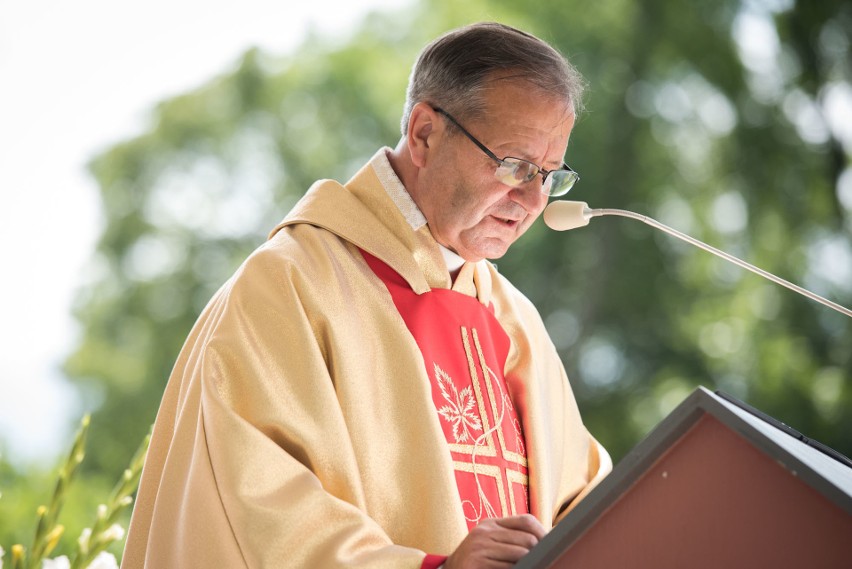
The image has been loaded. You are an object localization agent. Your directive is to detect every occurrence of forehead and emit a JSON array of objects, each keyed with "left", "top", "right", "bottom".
[{"left": 478, "top": 80, "right": 575, "bottom": 161}]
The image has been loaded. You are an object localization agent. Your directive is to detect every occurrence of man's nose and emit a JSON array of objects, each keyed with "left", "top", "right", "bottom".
[{"left": 509, "top": 177, "right": 548, "bottom": 211}]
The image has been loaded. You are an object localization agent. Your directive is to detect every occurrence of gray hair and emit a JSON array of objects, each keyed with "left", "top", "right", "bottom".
[{"left": 401, "top": 22, "right": 585, "bottom": 135}]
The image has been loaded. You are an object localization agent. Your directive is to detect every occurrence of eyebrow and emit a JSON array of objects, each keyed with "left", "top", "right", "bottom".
[{"left": 509, "top": 149, "right": 565, "bottom": 171}]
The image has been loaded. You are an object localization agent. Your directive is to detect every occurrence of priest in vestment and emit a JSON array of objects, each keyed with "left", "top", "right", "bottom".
[{"left": 122, "top": 22, "right": 612, "bottom": 569}]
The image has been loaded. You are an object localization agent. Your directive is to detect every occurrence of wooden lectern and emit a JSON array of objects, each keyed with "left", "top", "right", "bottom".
[{"left": 516, "top": 387, "right": 852, "bottom": 569}]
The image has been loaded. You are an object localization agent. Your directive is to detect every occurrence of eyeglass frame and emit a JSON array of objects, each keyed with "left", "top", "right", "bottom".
[{"left": 432, "top": 106, "right": 579, "bottom": 197}]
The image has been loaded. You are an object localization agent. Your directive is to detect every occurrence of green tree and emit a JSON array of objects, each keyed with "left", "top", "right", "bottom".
[{"left": 63, "top": 0, "right": 851, "bottom": 482}]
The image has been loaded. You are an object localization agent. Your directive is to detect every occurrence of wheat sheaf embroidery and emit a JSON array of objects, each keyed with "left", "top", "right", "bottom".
[{"left": 434, "top": 363, "right": 482, "bottom": 443}]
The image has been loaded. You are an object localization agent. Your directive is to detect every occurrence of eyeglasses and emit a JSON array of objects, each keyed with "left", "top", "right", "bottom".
[{"left": 433, "top": 107, "right": 579, "bottom": 197}]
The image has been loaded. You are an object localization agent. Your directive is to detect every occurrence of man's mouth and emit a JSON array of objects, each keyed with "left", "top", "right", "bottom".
[{"left": 495, "top": 215, "right": 522, "bottom": 227}]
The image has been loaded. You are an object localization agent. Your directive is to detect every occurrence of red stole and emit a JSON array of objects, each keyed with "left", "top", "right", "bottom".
[{"left": 363, "top": 251, "right": 529, "bottom": 529}]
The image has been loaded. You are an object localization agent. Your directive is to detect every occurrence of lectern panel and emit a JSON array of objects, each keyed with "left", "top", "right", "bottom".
[{"left": 547, "top": 413, "right": 852, "bottom": 569}]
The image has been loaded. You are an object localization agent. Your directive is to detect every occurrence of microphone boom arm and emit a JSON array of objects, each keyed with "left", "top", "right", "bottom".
[{"left": 582, "top": 205, "right": 852, "bottom": 318}]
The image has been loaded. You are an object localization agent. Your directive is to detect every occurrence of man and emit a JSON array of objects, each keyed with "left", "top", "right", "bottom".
[{"left": 122, "top": 22, "right": 611, "bottom": 569}]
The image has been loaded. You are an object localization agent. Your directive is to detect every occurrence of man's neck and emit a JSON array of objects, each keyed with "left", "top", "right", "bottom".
[{"left": 384, "top": 144, "right": 468, "bottom": 280}]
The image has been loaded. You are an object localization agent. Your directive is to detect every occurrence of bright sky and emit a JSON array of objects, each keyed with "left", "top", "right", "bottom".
[{"left": 0, "top": 0, "right": 410, "bottom": 465}]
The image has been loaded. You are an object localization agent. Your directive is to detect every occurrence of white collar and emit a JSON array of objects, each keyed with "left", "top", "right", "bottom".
[
  {"left": 439, "top": 245, "right": 466, "bottom": 273},
  {"left": 369, "top": 147, "right": 427, "bottom": 230}
]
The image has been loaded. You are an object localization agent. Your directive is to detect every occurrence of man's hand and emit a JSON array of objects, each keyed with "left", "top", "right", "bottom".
[{"left": 444, "top": 514, "right": 546, "bottom": 569}]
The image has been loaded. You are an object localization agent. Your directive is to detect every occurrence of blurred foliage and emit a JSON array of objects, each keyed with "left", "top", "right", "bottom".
[
  {"left": 0, "top": 416, "right": 141, "bottom": 564},
  {"left": 26, "top": 0, "right": 850, "bottom": 514}
]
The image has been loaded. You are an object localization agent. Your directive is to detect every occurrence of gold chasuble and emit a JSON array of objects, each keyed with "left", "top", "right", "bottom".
[{"left": 122, "top": 150, "right": 611, "bottom": 569}]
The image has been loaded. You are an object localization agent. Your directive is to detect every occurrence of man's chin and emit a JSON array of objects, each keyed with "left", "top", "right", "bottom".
[{"left": 461, "top": 239, "right": 514, "bottom": 262}]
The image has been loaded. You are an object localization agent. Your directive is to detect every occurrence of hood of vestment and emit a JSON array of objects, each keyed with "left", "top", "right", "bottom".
[{"left": 268, "top": 159, "right": 494, "bottom": 304}]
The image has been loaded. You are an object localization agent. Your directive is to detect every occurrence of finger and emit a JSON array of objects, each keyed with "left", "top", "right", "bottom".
[
  {"left": 482, "top": 541, "right": 537, "bottom": 564},
  {"left": 445, "top": 519, "right": 542, "bottom": 569},
  {"left": 465, "top": 525, "right": 541, "bottom": 556},
  {"left": 487, "top": 527, "right": 539, "bottom": 550},
  {"left": 493, "top": 514, "right": 547, "bottom": 540}
]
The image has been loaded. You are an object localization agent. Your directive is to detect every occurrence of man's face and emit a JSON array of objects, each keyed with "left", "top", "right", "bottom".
[{"left": 418, "top": 82, "right": 575, "bottom": 262}]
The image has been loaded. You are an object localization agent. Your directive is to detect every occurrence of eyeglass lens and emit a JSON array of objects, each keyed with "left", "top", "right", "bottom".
[{"left": 495, "top": 159, "right": 577, "bottom": 196}]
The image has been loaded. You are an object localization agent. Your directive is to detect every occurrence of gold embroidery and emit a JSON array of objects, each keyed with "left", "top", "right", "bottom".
[
  {"left": 506, "top": 469, "right": 530, "bottom": 515},
  {"left": 432, "top": 326, "right": 529, "bottom": 524},
  {"left": 462, "top": 327, "right": 496, "bottom": 442},
  {"left": 453, "top": 462, "right": 507, "bottom": 523},
  {"left": 473, "top": 328, "right": 527, "bottom": 467},
  {"left": 445, "top": 328, "right": 497, "bottom": 457},
  {"left": 434, "top": 362, "right": 482, "bottom": 443}
]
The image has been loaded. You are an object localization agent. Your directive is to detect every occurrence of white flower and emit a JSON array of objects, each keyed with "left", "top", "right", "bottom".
[
  {"left": 102, "top": 524, "right": 125, "bottom": 542},
  {"left": 86, "top": 552, "right": 119, "bottom": 569},
  {"left": 78, "top": 527, "right": 92, "bottom": 552},
  {"left": 42, "top": 556, "right": 71, "bottom": 569},
  {"left": 1, "top": 544, "right": 5, "bottom": 569}
]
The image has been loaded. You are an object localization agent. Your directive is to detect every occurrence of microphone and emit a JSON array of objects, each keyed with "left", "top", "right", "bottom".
[{"left": 543, "top": 200, "right": 852, "bottom": 318}]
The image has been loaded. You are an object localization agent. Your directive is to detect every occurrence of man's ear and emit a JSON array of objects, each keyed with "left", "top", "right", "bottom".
[{"left": 407, "top": 103, "right": 441, "bottom": 168}]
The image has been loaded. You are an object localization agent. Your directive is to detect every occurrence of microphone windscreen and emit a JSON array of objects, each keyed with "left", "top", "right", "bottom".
[{"left": 543, "top": 201, "right": 590, "bottom": 231}]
